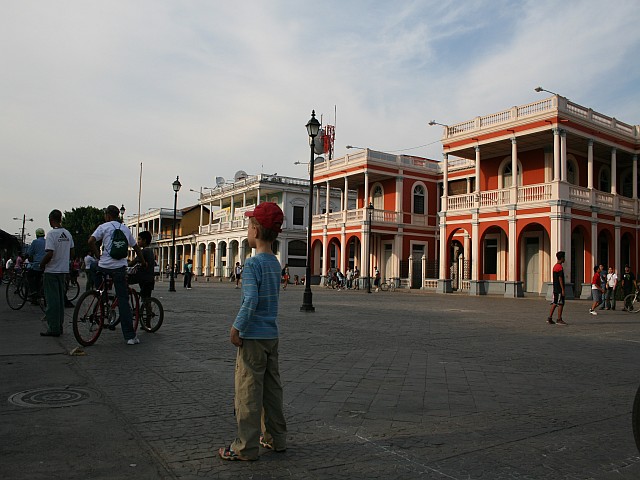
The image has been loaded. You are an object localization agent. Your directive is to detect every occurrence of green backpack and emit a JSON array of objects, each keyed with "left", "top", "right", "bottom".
[{"left": 109, "top": 224, "right": 129, "bottom": 259}]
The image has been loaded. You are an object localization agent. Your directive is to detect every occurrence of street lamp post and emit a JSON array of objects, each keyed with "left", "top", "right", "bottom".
[
  {"left": 301, "top": 110, "right": 321, "bottom": 313},
  {"left": 13, "top": 214, "right": 33, "bottom": 250},
  {"left": 367, "top": 202, "right": 374, "bottom": 294},
  {"left": 169, "top": 176, "right": 182, "bottom": 292},
  {"left": 120, "top": 204, "right": 126, "bottom": 221}
]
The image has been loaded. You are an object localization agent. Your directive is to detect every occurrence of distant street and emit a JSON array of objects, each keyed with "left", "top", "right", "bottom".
[{"left": 2, "top": 278, "right": 640, "bottom": 479}]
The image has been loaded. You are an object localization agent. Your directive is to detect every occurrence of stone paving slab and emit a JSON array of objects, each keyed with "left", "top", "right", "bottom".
[{"left": 3, "top": 280, "right": 640, "bottom": 479}]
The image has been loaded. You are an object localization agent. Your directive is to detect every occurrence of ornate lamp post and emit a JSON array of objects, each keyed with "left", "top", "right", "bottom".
[
  {"left": 120, "top": 204, "right": 126, "bottom": 221},
  {"left": 169, "top": 176, "right": 181, "bottom": 292},
  {"left": 367, "top": 202, "right": 374, "bottom": 294},
  {"left": 300, "top": 110, "right": 321, "bottom": 312}
]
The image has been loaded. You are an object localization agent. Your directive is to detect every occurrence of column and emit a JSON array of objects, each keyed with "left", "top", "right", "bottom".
[
  {"left": 199, "top": 205, "right": 203, "bottom": 232},
  {"left": 611, "top": 148, "right": 617, "bottom": 195},
  {"left": 511, "top": 137, "right": 518, "bottom": 202},
  {"left": 560, "top": 130, "right": 567, "bottom": 182},
  {"left": 325, "top": 180, "right": 330, "bottom": 218},
  {"left": 633, "top": 155, "right": 638, "bottom": 199},
  {"left": 395, "top": 175, "right": 403, "bottom": 219},
  {"left": 322, "top": 232, "right": 329, "bottom": 278},
  {"left": 315, "top": 185, "right": 320, "bottom": 215},
  {"left": 364, "top": 171, "right": 369, "bottom": 207},
  {"left": 587, "top": 139, "right": 594, "bottom": 189},
  {"left": 340, "top": 230, "right": 347, "bottom": 273},
  {"left": 475, "top": 146, "right": 481, "bottom": 193},
  {"left": 615, "top": 224, "right": 621, "bottom": 274},
  {"left": 257, "top": 188, "right": 261, "bottom": 205},
  {"left": 195, "top": 243, "right": 202, "bottom": 275},
  {"left": 437, "top": 212, "right": 451, "bottom": 293},
  {"left": 553, "top": 128, "right": 561, "bottom": 181},
  {"left": 343, "top": 176, "right": 349, "bottom": 211},
  {"left": 205, "top": 243, "right": 211, "bottom": 276},
  {"left": 442, "top": 154, "right": 449, "bottom": 204},
  {"left": 215, "top": 243, "right": 222, "bottom": 277}
]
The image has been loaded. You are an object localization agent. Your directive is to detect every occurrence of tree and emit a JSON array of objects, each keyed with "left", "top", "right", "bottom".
[{"left": 62, "top": 206, "right": 104, "bottom": 257}]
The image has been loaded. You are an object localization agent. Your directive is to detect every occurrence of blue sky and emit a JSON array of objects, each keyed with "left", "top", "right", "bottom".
[{"left": 2, "top": 0, "right": 640, "bottom": 244}]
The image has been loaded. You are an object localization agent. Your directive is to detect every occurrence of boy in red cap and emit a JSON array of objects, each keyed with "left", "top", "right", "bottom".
[{"left": 219, "top": 202, "right": 287, "bottom": 461}]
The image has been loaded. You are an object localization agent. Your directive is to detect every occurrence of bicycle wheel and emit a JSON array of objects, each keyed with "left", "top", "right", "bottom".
[
  {"left": 140, "top": 297, "right": 164, "bottom": 332},
  {"left": 624, "top": 294, "right": 640, "bottom": 313},
  {"left": 66, "top": 279, "right": 80, "bottom": 301},
  {"left": 129, "top": 288, "right": 140, "bottom": 332},
  {"left": 73, "top": 291, "right": 104, "bottom": 346},
  {"left": 379, "top": 282, "right": 389, "bottom": 292},
  {"left": 633, "top": 384, "right": 640, "bottom": 453},
  {"left": 6, "top": 277, "right": 27, "bottom": 310}
]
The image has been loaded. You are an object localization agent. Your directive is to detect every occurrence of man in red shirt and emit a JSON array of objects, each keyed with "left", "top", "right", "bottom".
[
  {"left": 589, "top": 265, "right": 604, "bottom": 315},
  {"left": 548, "top": 251, "right": 567, "bottom": 325}
]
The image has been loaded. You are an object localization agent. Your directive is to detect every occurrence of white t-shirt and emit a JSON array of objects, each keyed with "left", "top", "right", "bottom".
[
  {"left": 91, "top": 221, "right": 136, "bottom": 269},
  {"left": 607, "top": 273, "right": 618, "bottom": 288},
  {"left": 44, "top": 227, "right": 74, "bottom": 273}
]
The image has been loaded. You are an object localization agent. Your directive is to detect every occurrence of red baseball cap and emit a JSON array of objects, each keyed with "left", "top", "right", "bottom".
[{"left": 245, "top": 202, "right": 284, "bottom": 232}]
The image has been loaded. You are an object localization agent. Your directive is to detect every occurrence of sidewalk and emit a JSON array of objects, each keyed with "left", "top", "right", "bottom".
[{"left": 2, "top": 281, "right": 640, "bottom": 479}]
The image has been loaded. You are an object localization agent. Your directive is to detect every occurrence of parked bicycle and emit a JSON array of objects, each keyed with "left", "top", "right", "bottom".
[
  {"left": 72, "top": 273, "right": 163, "bottom": 346},
  {"left": 379, "top": 278, "right": 397, "bottom": 292},
  {"left": 6, "top": 270, "right": 46, "bottom": 312},
  {"left": 623, "top": 289, "right": 640, "bottom": 312}
]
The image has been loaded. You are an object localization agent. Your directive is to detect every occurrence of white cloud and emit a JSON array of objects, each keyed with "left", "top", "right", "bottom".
[{"left": 1, "top": 0, "right": 639, "bottom": 243}]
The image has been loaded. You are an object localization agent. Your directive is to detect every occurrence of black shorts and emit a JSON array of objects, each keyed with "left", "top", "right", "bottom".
[{"left": 551, "top": 293, "right": 565, "bottom": 306}]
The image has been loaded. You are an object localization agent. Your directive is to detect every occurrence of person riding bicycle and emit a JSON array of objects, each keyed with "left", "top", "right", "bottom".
[
  {"left": 88, "top": 205, "right": 146, "bottom": 345},
  {"left": 26, "top": 227, "right": 47, "bottom": 303},
  {"left": 128, "top": 231, "right": 155, "bottom": 303}
]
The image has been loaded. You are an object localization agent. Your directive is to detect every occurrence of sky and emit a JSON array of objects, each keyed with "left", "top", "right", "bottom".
[{"left": 2, "top": 0, "right": 640, "bottom": 246}]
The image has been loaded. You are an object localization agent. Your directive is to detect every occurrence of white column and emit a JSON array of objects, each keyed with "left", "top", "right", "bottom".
[
  {"left": 325, "top": 181, "right": 330, "bottom": 217},
  {"left": 587, "top": 139, "right": 594, "bottom": 189},
  {"left": 215, "top": 244, "right": 222, "bottom": 277},
  {"left": 508, "top": 215, "right": 516, "bottom": 281},
  {"left": 195, "top": 243, "right": 202, "bottom": 275},
  {"left": 340, "top": 230, "right": 347, "bottom": 273},
  {"left": 560, "top": 130, "right": 567, "bottom": 182},
  {"left": 205, "top": 243, "right": 211, "bottom": 276},
  {"left": 553, "top": 128, "right": 561, "bottom": 181},
  {"left": 364, "top": 171, "right": 369, "bottom": 206},
  {"left": 633, "top": 155, "right": 638, "bottom": 199},
  {"left": 322, "top": 233, "right": 329, "bottom": 277},
  {"left": 396, "top": 176, "right": 403, "bottom": 216},
  {"left": 230, "top": 194, "right": 235, "bottom": 219},
  {"left": 611, "top": 148, "right": 617, "bottom": 195},
  {"left": 471, "top": 218, "right": 479, "bottom": 281},
  {"left": 475, "top": 146, "right": 481, "bottom": 193},
  {"left": 199, "top": 205, "right": 203, "bottom": 232},
  {"left": 438, "top": 213, "right": 447, "bottom": 279},
  {"left": 257, "top": 188, "right": 261, "bottom": 205},
  {"left": 442, "top": 154, "right": 449, "bottom": 201},
  {"left": 343, "top": 177, "right": 349, "bottom": 211},
  {"left": 615, "top": 225, "right": 621, "bottom": 273},
  {"left": 511, "top": 137, "right": 518, "bottom": 199},
  {"left": 315, "top": 185, "right": 320, "bottom": 215}
]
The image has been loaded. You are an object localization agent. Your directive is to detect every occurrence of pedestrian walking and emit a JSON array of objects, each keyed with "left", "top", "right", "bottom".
[
  {"left": 183, "top": 259, "right": 193, "bottom": 289},
  {"left": 234, "top": 262, "right": 243, "bottom": 289},
  {"left": 622, "top": 265, "right": 637, "bottom": 311},
  {"left": 39, "top": 210, "right": 74, "bottom": 337},
  {"left": 589, "top": 265, "right": 604, "bottom": 315},
  {"left": 605, "top": 267, "right": 618, "bottom": 310},
  {"left": 219, "top": 202, "right": 287, "bottom": 461},
  {"left": 548, "top": 251, "right": 567, "bottom": 325}
]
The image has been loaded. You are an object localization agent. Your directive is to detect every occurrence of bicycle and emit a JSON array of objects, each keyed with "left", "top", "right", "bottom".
[
  {"left": 72, "top": 274, "right": 164, "bottom": 346},
  {"left": 623, "top": 289, "right": 640, "bottom": 312},
  {"left": 65, "top": 271, "right": 81, "bottom": 302},
  {"left": 379, "top": 278, "right": 397, "bottom": 292},
  {"left": 6, "top": 269, "right": 46, "bottom": 312},
  {"left": 72, "top": 274, "right": 141, "bottom": 346}
]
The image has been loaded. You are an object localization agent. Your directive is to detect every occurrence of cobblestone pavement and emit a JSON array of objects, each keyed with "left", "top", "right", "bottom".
[{"left": 3, "top": 278, "right": 640, "bottom": 479}]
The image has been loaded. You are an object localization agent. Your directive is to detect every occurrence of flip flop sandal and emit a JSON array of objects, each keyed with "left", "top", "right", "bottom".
[
  {"left": 259, "top": 435, "right": 273, "bottom": 450},
  {"left": 218, "top": 445, "right": 254, "bottom": 461}
]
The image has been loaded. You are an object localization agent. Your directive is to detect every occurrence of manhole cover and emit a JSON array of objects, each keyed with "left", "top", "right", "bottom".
[{"left": 8, "top": 386, "right": 97, "bottom": 408}]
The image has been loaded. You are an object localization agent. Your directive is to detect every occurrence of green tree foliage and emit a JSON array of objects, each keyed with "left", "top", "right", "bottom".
[{"left": 62, "top": 206, "right": 104, "bottom": 257}]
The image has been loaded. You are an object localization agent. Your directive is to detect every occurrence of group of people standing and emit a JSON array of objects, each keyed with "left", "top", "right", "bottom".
[{"left": 548, "top": 250, "right": 638, "bottom": 325}]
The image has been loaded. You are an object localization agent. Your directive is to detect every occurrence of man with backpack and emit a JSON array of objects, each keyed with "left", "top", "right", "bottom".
[{"left": 88, "top": 205, "right": 146, "bottom": 345}]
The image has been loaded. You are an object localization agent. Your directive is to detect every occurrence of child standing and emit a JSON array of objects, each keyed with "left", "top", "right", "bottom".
[{"left": 219, "top": 202, "right": 287, "bottom": 461}]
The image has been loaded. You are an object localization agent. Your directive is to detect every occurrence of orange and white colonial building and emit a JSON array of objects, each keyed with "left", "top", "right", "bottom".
[{"left": 310, "top": 94, "right": 640, "bottom": 298}]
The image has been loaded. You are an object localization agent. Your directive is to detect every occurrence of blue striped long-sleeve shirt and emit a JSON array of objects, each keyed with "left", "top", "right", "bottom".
[{"left": 233, "top": 253, "right": 281, "bottom": 339}]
